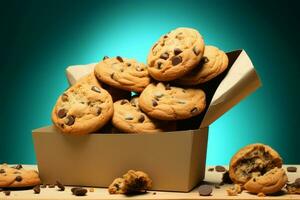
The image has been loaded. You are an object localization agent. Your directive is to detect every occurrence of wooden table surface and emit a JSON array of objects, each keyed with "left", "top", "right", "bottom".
[{"left": 0, "top": 165, "right": 299, "bottom": 200}]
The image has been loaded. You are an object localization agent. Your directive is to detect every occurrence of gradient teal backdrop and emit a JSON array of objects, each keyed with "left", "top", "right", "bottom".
[{"left": 1, "top": 0, "right": 299, "bottom": 164}]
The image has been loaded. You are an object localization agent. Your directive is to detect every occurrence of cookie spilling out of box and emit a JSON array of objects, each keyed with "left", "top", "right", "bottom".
[{"left": 32, "top": 27, "right": 261, "bottom": 192}]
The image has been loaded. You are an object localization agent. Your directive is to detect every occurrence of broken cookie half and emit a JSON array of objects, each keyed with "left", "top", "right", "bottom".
[
  {"left": 108, "top": 170, "right": 152, "bottom": 194},
  {"left": 229, "top": 143, "right": 283, "bottom": 185}
]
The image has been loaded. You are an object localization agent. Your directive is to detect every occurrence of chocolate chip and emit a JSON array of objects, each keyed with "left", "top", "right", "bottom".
[
  {"left": 120, "top": 100, "right": 128, "bottom": 105},
  {"left": 48, "top": 184, "right": 55, "bottom": 188},
  {"left": 15, "top": 175, "right": 22, "bottom": 182},
  {"left": 191, "top": 107, "right": 198, "bottom": 114},
  {"left": 152, "top": 100, "right": 158, "bottom": 107},
  {"left": 202, "top": 56, "right": 209, "bottom": 63},
  {"left": 208, "top": 168, "right": 214, "bottom": 172},
  {"left": 57, "top": 109, "right": 67, "bottom": 118},
  {"left": 96, "top": 107, "right": 102, "bottom": 116},
  {"left": 33, "top": 185, "right": 40, "bottom": 194},
  {"left": 193, "top": 46, "right": 200, "bottom": 55},
  {"left": 174, "top": 48, "right": 182, "bottom": 55},
  {"left": 160, "top": 52, "right": 169, "bottom": 60},
  {"left": 15, "top": 164, "right": 22, "bottom": 170},
  {"left": 56, "top": 181, "right": 65, "bottom": 191},
  {"left": 0, "top": 169, "right": 5, "bottom": 173},
  {"left": 4, "top": 190, "right": 10, "bottom": 196},
  {"left": 165, "top": 83, "right": 171, "bottom": 90},
  {"left": 287, "top": 166, "right": 297, "bottom": 172},
  {"left": 138, "top": 115, "right": 145, "bottom": 123},
  {"left": 215, "top": 165, "right": 226, "bottom": 172},
  {"left": 71, "top": 187, "right": 87, "bottom": 196},
  {"left": 171, "top": 56, "right": 182, "bottom": 66},
  {"left": 124, "top": 114, "right": 134, "bottom": 120},
  {"left": 153, "top": 192, "right": 157, "bottom": 195},
  {"left": 136, "top": 66, "right": 144, "bottom": 71},
  {"left": 65, "top": 115, "right": 75, "bottom": 126},
  {"left": 61, "top": 93, "right": 68, "bottom": 102},
  {"left": 198, "top": 184, "right": 212, "bottom": 196},
  {"left": 110, "top": 73, "right": 115, "bottom": 80},
  {"left": 126, "top": 63, "right": 131, "bottom": 66},
  {"left": 177, "top": 100, "right": 186, "bottom": 104},
  {"left": 103, "top": 56, "right": 109, "bottom": 60},
  {"left": 116, "top": 56, "right": 123, "bottom": 62},
  {"left": 157, "top": 62, "right": 162, "bottom": 69},
  {"left": 215, "top": 184, "right": 221, "bottom": 189},
  {"left": 91, "top": 86, "right": 101, "bottom": 93},
  {"left": 163, "top": 35, "right": 168, "bottom": 38}
]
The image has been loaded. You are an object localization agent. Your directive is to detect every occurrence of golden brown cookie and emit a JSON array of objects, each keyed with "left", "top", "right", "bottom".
[
  {"left": 244, "top": 167, "right": 287, "bottom": 194},
  {"left": 108, "top": 178, "right": 126, "bottom": 194},
  {"left": 0, "top": 164, "right": 41, "bottom": 188},
  {"left": 94, "top": 56, "right": 151, "bottom": 92},
  {"left": 52, "top": 73, "right": 113, "bottom": 135},
  {"left": 138, "top": 82, "right": 206, "bottom": 120},
  {"left": 147, "top": 27, "right": 205, "bottom": 81},
  {"left": 229, "top": 143, "right": 283, "bottom": 185},
  {"left": 112, "top": 98, "right": 176, "bottom": 133},
  {"left": 177, "top": 45, "right": 229, "bottom": 85}
]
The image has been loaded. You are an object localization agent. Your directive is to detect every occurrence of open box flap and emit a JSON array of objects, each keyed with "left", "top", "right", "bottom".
[
  {"left": 200, "top": 50, "right": 262, "bottom": 128},
  {"left": 65, "top": 50, "right": 262, "bottom": 129}
]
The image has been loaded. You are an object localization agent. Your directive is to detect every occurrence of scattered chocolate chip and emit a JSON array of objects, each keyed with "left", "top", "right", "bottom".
[
  {"left": 0, "top": 169, "right": 5, "bottom": 173},
  {"left": 57, "top": 108, "right": 67, "bottom": 118},
  {"left": 191, "top": 107, "right": 198, "bottom": 114},
  {"left": 96, "top": 107, "right": 102, "bottom": 116},
  {"left": 160, "top": 52, "right": 169, "bottom": 60},
  {"left": 116, "top": 56, "right": 123, "bottom": 62},
  {"left": 3, "top": 190, "right": 11, "bottom": 196},
  {"left": 15, "top": 175, "right": 22, "bottom": 182},
  {"left": 138, "top": 115, "right": 145, "bottom": 123},
  {"left": 91, "top": 86, "right": 101, "bottom": 93},
  {"left": 56, "top": 181, "right": 65, "bottom": 191},
  {"left": 152, "top": 100, "right": 158, "bottom": 107},
  {"left": 40, "top": 184, "right": 47, "bottom": 188},
  {"left": 157, "top": 62, "right": 162, "bottom": 69},
  {"left": 174, "top": 48, "right": 182, "bottom": 55},
  {"left": 33, "top": 185, "right": 40, "bottom": 194},
  {"left": 163, "top": 35, "right": 168, "bottom": 38},
  {"left": 153, "top": 192, "right": 157, "bottom": 195},
  {"left": 121, "top": 100, "right": 128, "bottom": 105},
  {"left": 202, "top": 56, "right": 209, "bottom": 63},
  {"left": 171, "top": 56, "right": 182, "bottom": 66},
  {"left": 61, "top": 93, "right": 68, "bottom": 102},
  {"left": 48, "top": 184, "right": 55, "bottom": 188},
  {"left": 198, "top": 184, "right": 212, "bottom": 196},
  {"left": 65, "top": 115, "right": 75, "bottom": 126},
  {"left": 215, "top": 184, "right": 220, "bottom": 189},
  {"left": 14, "top": 164, "right": 23, "bottom": 170},
  {"left": 126, "top": 63, "right": 131, "bottom": 66},
  {"left": 215, "top": 165, "right": 226, "bottom": 172},
  {"left": 103, "top": 56, "right": 109, "bottom": 60},
  {"left": 71, "top": 187, "right": 87, "bottom": 196},
  {"left": 193, "top": 46, "right": 200, "bottom": 55},
  {"left": 136, "top": 66, "right": 144, "bottom": 71},
  {"left": 287, "top": 166, "right": 297, "bottom": 172},
  {"left": 165, "top": 83, "right": 171, "bottom": 90},
  {"left": 182, "top": 89, "right": 186, "bottom": 93},
  {"left": 222, "top": 171, "right": 233, "bottom": 184},
  {"left": 208, "top": 168, "right": 214, "bottom": 172},
  {"left": 110, "top": 73, "right": 115, "bottom": 80}
]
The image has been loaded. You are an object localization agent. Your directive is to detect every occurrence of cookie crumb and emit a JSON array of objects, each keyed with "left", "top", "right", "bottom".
[
  {"left": 89, "top": 188, "right": 94, "bottom": 192},
  {"left": 226, "top": 184, "right": 242, "bottom": 196},
  {"left": 153, "top": 192, "right": 156, "bottom": 195},
  {"left": 3, "top": 190, "right": 11, "bottom": 196},
  {"left": 257, "top": 192, "right": 266, "bottom": 197},
  {"left": 33, "top": 185, "right": 41, "bottom": 194},
  {"left": 56, "top": 181, "right": 65, "bottom": 191}
]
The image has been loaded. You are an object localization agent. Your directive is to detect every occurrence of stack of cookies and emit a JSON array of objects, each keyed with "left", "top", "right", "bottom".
[{"left": 51, "top": 27, "right": 229, "bottom": 135}]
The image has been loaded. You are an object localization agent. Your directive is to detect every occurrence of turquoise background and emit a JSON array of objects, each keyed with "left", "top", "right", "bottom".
[{"left": 1, "top": 0, "right": 299, "bottom": 164}]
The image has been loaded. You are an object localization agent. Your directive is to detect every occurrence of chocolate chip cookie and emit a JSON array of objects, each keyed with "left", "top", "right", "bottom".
[
  {"left": 147, "top": 27, "right": 205, "bottom": 81},
  {"left": 244, "top": 167, "right": 287, "bottom": 194},
  {"left": 108, "top": 170, "right": 152, "bottom": 194},
  {"left": 0, "top": 164, "right": 41, "bottom": 188},
  {"left": 138, "top": 82, "right": 206, "bottom": 120},
  {"left": 229, "top": 143, "right": 283, "bottom": 185},
  {"left": 177, "top": 45, "right": 229, "bottom": 85},
  {"left": 94, "top": 56, "right": 151, "bottom": 92},
  {"left": 112, "top": 97, "right": 176, "bottom": 133},
  {"left": 52, "top": 73, "right": 114, "bottom": 135}
]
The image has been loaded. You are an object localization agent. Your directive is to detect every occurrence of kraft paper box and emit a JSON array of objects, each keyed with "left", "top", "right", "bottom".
[{"left": 32, "top": 50, "right": 261, "bottom": 192}]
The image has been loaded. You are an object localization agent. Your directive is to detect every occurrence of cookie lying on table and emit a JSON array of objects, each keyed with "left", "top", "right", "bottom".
[{"left": 0, "top": 164, "right": 41, "bottom": 188}]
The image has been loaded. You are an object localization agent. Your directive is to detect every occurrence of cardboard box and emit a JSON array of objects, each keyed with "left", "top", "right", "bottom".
[{"left": 32, "top": 50, "right": 261, "bottom": 192}]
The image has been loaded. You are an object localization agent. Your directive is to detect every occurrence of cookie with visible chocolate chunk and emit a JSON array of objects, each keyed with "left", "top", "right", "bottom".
[
  {"left": 94, "top": 56, "right": 151, "bottom": 92},
  {"left": 177, "top": 45, "right": 229, "bottom": 85},
  {"left": 147, "top": 27, "right": 205, "bottom": 81},
  {"left": 138, "top": 82, "right": 206, "bottom": 120},
  {"left": 0, "top": 164, "right": 41, "bottom": 188},
  {"left": 51, "top": 73, "right": 113, "bottom": 135},
  {"left": 244, "top": 167, "right": 287, "bottom": 194},
  {"left": 108, "top": 170, "right": 152, "bottom": 194},
  {"left": 229, "top": 143, "right": 283, "bottom": 185},
  {"left": 112, "top": 97, "right": 176, "bottom": 133}
]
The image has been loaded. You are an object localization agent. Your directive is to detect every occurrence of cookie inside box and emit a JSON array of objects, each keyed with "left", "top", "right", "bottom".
[{"left": 33, "top": 49, "right": 261, "bottom": 192}]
